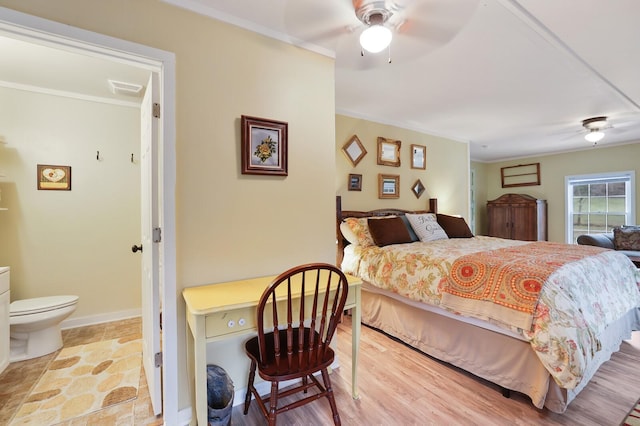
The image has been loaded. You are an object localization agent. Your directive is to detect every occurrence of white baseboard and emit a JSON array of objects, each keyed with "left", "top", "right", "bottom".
[{"left": 61, "top": 308, "right": 142, "bottom": 330}]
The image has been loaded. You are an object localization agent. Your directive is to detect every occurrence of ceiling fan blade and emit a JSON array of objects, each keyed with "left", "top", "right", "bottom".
[{"left": 283, "top": 0, "right": 357, "bottom": 50}]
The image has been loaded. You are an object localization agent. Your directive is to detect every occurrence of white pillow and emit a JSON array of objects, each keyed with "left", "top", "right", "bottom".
[
  {"left": 405, "top": 213, "right": 449, "bottom": 242},
  {"left": 340, "top": 221, "right": 360, "bottom": 246}
]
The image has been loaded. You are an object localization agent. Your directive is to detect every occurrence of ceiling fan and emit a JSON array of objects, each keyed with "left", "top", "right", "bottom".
[
  {"left": 556, "top": 113, "right": 640, "bottom": 146},
  {"left": 283, "top": 0, "right": 480, "bottom": 69},
  {"left": 582, "top": 116, "right": 608, "bottom": 143}
]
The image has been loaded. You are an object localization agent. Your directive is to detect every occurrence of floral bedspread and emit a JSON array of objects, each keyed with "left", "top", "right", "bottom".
[{"left": 341, "top": 236, "right": 640, "bottom": 389}]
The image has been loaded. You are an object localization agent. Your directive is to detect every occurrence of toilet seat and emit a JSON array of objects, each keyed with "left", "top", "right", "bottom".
[{"left": 10, "top": 295, "right": 79, "bottom": 317}]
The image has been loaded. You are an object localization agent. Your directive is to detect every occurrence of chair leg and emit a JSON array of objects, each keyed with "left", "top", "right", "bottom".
[
  {"left": 321, "top": 368, "right": 341, "bottom": 426},
  {"left": 268, "top": 381, "right": 279, "bottom": 426},
  {"left": 244, "top": 359, "right": 257, "bottom": 415},
  {"left": 303, "top": 375, "right": 308, "bottom": 394}
]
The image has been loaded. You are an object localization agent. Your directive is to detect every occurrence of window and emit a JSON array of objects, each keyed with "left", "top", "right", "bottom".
[{"left": 565, "top": 171, "right": 636, "bottom": 243}]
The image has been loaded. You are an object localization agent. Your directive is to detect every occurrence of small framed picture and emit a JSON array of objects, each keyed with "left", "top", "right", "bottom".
[
  {"left": 411, "top": 144, "right": 426, "bottom": 170},
  {"left": 348, "top": 174, "right": 362, "bottom": 191},
  {"left": 342, "top": 135, "right": 367, "bottom": 167},
  {"left": 378, "top": 174, "right": 399, "bottom": 199},
  {"left": 37, "top": 164, "right": 71, "bottom": 190},
  {"left": 377, "top": 137, "right": 401, "bottom": 167},
  {"left": 241, "top": 115, "right": 288, "bottom": 176},
  {"left": 412, "top": 179, "right": 425, "bottom": 198}
]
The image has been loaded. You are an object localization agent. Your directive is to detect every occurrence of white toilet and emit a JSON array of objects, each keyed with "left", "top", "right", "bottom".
[{"left": 10, "top": 295, "right": 79, "bottom": 362}]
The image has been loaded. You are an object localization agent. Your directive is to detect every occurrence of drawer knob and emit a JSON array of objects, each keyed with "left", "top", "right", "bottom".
[{"left": 227, "top": 320, "right": 235, "bottom": 328}]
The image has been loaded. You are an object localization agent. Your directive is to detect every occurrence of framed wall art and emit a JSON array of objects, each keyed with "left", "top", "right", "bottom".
[
  {"left": 37, "top": 164, "right": 71, "bottom": 190},
  {"left": 501, "top": 162, "right": 540, "bottom": 188},
  {"left": 411, "top": 179, "right": 425, "bottom": 198},
  {"left": 376, "top": 137, "right": 401, "bottom": 167},
  {"left": 411, "top": 144, "right": 426, "bottom": 170},
  {"left": 348, "top": 173, "right": 362, "bottom": 191},
  {"left": 241, "top": 115, "right": 288, "bottom": 176},
  {"left": 342, "top": 135, "right": 367, "bottom": 167},
  {"left": 378, "top": 174, "right": 399, "bottom": 199}
]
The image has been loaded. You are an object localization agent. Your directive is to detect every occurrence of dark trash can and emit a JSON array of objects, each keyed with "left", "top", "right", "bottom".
[{"left": 206, "top": 364, "right": 234, "bottom": 426}]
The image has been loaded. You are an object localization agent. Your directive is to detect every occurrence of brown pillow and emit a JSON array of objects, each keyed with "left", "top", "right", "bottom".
[
  {"left": 613, "top": 226, "right": 640, "bottom": 250},
  {"left": 436, "top": 214, "right": 474, "bottom": 238},
  {"left": 367, "top": 217, "right": 413, "bottom": 247}
]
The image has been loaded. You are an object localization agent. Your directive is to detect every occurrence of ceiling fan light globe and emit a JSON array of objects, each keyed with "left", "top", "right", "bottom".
[
  {"left": 360, "top": 25, "right": 392, "bottom": 53},
  {"left": 585, "top": 130, "right": 604, "bottom": 143}
]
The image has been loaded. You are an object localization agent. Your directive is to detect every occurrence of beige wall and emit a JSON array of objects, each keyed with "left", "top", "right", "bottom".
[
  {"left": 474, "top": 142, "right": 640, "bottom": 241},
  {"left": 0, "top": 87, "right": 141, "bottom": 319},
  {"left": 0, "top": 0, "right": 336, "bottom": 414},
  {"left": 336, "top": 115, "right": 470, "bottom": 218}
]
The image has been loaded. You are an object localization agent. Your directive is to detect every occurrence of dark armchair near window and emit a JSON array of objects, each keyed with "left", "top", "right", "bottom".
[
  {"left": 576, "top": 233, "right": 615, "bottom": 249},
  {"left": 577, "top": 227, "right": 640, "bottom": 267}
]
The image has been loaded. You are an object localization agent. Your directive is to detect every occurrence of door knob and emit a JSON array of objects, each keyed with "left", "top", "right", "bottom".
[{"left": 132, "top": 244, "right": 143, "bottom": 253}]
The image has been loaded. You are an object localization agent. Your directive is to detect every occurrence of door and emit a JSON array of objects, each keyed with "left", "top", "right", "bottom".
[
  {"left": 488, "top": 204, "right": 511, "bottom": 239},
  {"left": 140, "top": 73, "right": 162, "bottom": 415},
  {"left": 512, "top": 204, "right": 536, "bottom": 241}
]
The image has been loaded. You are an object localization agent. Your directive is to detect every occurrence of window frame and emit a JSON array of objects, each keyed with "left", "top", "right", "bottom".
[{"left": 565, "top": 170, "right": 636, "bottom": 243}]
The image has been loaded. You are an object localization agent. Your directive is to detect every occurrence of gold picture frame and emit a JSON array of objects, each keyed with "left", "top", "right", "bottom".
[
  {"left": 411, "top": 179, "right": 425, "bottom": 198},
  {"left": 377, "top": 137, "right": 401, "bottom": 167},
  {"left": 378, "top": 174, "right": 399, "bottom": 199},
  {"left": 37, "top": 164, "right": 71, "bottom": 190},
  {"left": 342, "top": 135, "right": 367, "bottom": 167},
  {"left": 411, "top": 144, "right": 426, "bottom": 170}
]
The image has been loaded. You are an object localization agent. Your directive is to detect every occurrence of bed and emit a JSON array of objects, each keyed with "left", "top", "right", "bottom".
[{"left": 336, "top": 196, "right": 640, "bottom": 413}]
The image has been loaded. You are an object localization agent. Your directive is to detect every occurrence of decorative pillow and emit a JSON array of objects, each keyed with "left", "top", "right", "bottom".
[
  {"left": 340, "top": 221, "right": 360, "bottom": 246},
  {"left": 405, "top": 213, "right": 449, "bottom": 242},
  {"left": 613, "top": 226, "right": 640, "bottom": 250},
  {"left": 436, "top": 213, "right": 474, "bottom": 238},
  {"left": 367, "top": 217, "right": 413, "bottom": 247},
  {"left": 400, "top": 215, "right": 420, "bottom": 242}
]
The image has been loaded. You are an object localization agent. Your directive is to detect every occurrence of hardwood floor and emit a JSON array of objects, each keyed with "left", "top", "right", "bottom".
[
  {"left": 233, "top": 315, "right": 640, "bottom": 426},
  {"left": 4, "top": 315, "right": 635, "bottom": 425}
]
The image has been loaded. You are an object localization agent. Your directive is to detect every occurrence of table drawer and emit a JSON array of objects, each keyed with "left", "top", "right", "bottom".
[{"left": 205, "top": 308, "right": 256, "bottom": 339}]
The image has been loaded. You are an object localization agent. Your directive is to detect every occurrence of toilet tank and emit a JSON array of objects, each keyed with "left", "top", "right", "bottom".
[{"left": 0, "top": 267, "right": 9, "bottom": 374}]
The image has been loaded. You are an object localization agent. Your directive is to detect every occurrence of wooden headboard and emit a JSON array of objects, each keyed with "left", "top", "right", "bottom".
[{"left": 335, "top": 195, "right": 438, "bottom": 267}]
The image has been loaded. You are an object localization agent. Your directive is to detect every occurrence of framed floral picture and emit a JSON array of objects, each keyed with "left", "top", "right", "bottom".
[
  {"left": 241, "top": 115, "right": 288, "bottom": 175},
  {"left": 37, "top": 164, "right": 71, "bottom": 190}
]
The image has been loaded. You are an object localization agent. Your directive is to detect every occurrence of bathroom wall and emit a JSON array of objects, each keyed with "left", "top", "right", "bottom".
[{"left": 0, "top": 86, "right": 141, "bottom": 320}]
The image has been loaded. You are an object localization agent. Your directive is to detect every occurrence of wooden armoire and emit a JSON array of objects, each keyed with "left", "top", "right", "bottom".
[{"left": 487, "top": 193, "right": 547, "bottom": 241}]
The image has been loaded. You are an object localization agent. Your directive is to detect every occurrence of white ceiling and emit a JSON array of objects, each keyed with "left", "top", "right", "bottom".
[
  {"left": 163, "top": 0, "right": 640, "bottom": 162},
  {"left": 0, "top": 35, "right": 151, "bottom": 108},
  {"left": 2, "top": 1, "right": 640, "bottom": 162}
]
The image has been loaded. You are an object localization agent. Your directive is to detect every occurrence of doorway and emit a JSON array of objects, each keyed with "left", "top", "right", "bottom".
[{"left": 0, "top": 6, "right": 178, "bottom": 423}]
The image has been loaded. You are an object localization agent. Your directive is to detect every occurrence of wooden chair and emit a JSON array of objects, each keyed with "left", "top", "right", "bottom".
[{"left": 243, "top": 263, "right": 349, "bottom": 425}]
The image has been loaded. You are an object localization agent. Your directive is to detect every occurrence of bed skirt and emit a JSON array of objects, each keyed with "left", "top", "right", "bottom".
[{"left": 360, "top": 286, "right": 640, "bottom": 413}]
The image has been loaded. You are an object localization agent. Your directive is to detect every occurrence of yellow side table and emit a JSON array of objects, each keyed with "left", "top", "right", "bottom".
[{"left": 183, "top": 273, "right": 362, "bottom": 425}]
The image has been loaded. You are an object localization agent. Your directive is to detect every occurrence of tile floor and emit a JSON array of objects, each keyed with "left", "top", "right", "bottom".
[{"left": 0, "top": 317, "right": 163, "bottom": 425}]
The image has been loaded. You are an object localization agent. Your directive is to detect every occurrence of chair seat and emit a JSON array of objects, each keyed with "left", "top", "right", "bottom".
[{"left": 245, "top": 328, "right": 335, "bottom": 382}]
